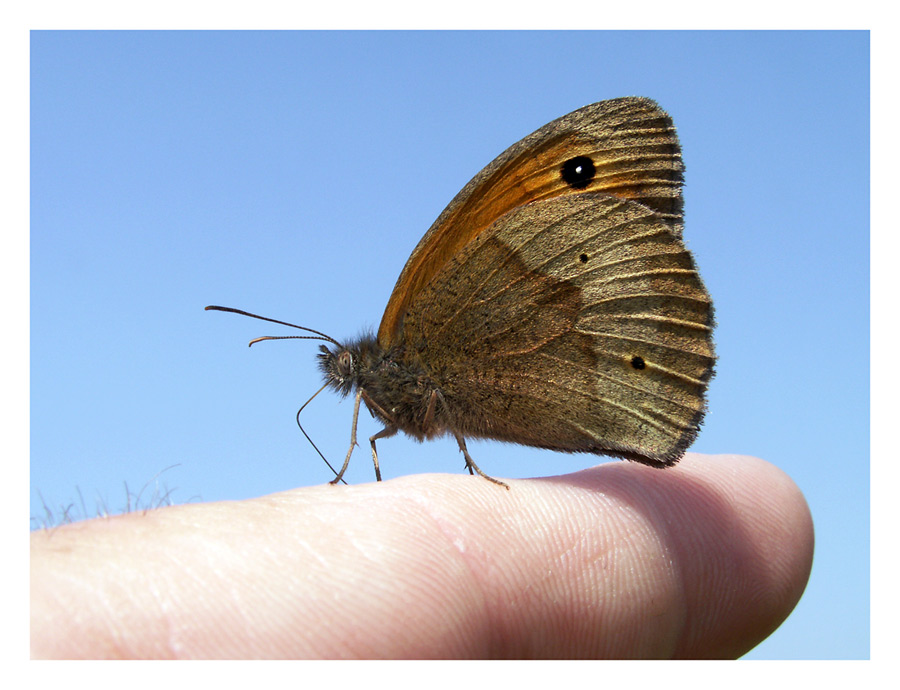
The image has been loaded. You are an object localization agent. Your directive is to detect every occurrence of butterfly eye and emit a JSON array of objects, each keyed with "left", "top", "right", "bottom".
[
  {"left": 337, "top": 351, "right": 353, "bottom": 377},
  {"left": 560, "top": 156, "right": 596, "bottom": 189}
]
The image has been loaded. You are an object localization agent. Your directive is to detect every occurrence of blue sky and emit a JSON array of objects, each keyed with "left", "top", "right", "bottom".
[{"left": 30, "top": 31, "right": 869, "bottom": 659}]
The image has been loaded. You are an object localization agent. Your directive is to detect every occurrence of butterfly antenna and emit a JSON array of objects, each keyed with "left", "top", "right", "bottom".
[
  {"left": 205, "top": 305, "right": 342, "bottom": 346},
  {"left": 207, "top": 304, "right": 347, "bottom": 483},
  {"left": 297, "top": 383, "right": 347, "bottom": 484}
]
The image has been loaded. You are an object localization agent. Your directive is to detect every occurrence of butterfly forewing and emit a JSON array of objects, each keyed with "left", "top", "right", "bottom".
[{"left": 378, "top": 97, "right": 685, "bottom": 346}]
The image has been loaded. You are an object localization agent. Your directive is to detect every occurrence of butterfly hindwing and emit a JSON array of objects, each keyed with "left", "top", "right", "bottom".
[{"left": 398, "top": 193, "right": 714, "bottom": 464}]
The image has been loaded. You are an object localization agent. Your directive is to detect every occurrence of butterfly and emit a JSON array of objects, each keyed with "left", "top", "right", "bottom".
[{"left": 208, "top": 96, "right": 715, "bottom": 488}]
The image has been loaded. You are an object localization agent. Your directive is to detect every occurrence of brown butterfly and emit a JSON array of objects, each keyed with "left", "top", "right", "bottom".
[{"left": 208, "top": 96, "right": 715, "bottom": 488}]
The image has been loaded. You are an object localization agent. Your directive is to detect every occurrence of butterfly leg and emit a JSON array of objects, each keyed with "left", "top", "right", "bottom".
[
  {"left": 331, "top": 389, "right": 364, "bottom": 485},
  {"left": 453, "top": 433, "right": 509, "bottom": 490},
  {"left": 369, "top": 426, "right": 397, "bottom": 482}
]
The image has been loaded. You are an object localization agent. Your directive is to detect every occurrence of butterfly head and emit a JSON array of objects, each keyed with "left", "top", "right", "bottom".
[
  {"left": 318, "top": 335, "right": 384, "bottom": 398},
  {"left": 318, "top": 344, "right": 357, "bottom": 397}
]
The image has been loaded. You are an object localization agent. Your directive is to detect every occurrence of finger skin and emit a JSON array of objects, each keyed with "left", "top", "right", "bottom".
[{"left": 30, "top": 453, "right": 813, "bottom": 659}]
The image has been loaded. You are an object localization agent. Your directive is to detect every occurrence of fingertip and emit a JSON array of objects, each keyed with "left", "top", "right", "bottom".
[{"left": 641, "top": 453, "right": 814, "bottom": 657}]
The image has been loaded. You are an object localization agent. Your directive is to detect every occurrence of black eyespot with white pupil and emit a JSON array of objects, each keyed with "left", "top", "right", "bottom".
[
  {"left": 631, "top": 356, "right": 646, "bottom": 370},
  {"left": 561, "top": 156, "right": 596, "bottom": 189}
]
